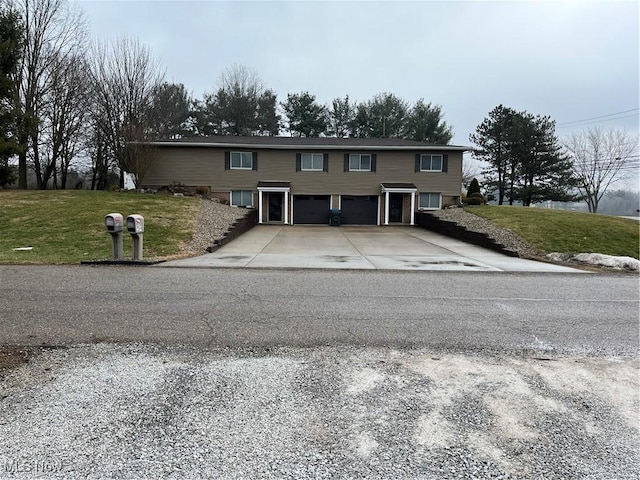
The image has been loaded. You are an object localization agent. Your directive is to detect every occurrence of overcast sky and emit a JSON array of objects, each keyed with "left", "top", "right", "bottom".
[{"left": 79, "top": 0, "right": 639, "bottom": 150}]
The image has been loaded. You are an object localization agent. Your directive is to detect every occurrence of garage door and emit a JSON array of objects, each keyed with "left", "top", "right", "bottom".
[
  {"left": 293, "top": 195, "right": 330, "bottom": 224},
  {"left": 340, "top": 195, "right": 378, "bottom": 225}
]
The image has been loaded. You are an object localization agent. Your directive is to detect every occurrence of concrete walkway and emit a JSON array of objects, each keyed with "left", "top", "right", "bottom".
[{"left": 161, "top": 226, "right": 583, "bottom": 273}]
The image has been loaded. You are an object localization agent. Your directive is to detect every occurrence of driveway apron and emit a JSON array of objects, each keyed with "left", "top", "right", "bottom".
[{"left": 161, "top": 225, "right": 582, "bottom": 273}]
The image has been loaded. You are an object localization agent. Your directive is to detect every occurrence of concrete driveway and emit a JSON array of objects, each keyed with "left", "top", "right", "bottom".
[{"left": 163, "top": 226, "right": 581, "bottom": 272}]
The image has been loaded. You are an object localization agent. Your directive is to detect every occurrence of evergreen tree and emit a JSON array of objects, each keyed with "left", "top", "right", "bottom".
[
  {"left": 281, "top": 91, "right": 328, "bottom": 137},
  {"left": 470, "top": 105, "right": 517, "bottom": 205},
  {"left": 355, "top": 92, "right": 408, "bottom": 138},
  {"left": 203, "top": 64, "right": 279, "bottom": 136},
  {"left": 466, "top": 178, "right": 481, "bottom": 197},
  {"left": 328, "top": 95, "right": 355, "bottom": 137},
  {"left": 406, "top": 99, "right": 453, "bottom": 144},
  {"left": 147, "top": 82, "right": 190, "bottom": 139},
  {"left": 514, "top": 114, "right": 575, "bottom": 206},
  {"left": 471, "top": 105, "right": 575, "bottom": 206},
  {"left": 0, "top": 7, "right": 22, "bottom": 186}
]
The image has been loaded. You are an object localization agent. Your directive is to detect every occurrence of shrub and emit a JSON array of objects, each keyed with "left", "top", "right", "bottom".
[
  {"left": 462, "top": 191, "right": 487, "bottom": 206},
  {"left": 466, "top": 196, "right": 485, "bottom": 206},
  {"left": 467, "top": 178, "right": 481, "bottom": 197}
]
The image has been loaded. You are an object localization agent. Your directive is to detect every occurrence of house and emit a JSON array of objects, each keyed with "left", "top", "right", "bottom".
[{"left": 140, "top": 136, "right": 469, "bottom": 226}]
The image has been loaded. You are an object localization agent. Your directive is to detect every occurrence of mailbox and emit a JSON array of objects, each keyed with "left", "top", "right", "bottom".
[
  {"left": 126, "top": 214, "right": 144, "bottom": 261},
  {"left": 126, "top": 215, "right": 144, "bottom": 234},
  {"left": 104, "top": 212, "right": 124, "bottom": 260},
  {"left": 104, "top": 213, "right": 123, "bottom": 233}
]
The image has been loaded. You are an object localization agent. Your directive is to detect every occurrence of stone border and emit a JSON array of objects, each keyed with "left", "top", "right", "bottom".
[
  {"left": 206, "top": 209, "right": 258, "bottom": 253},
  {"left": 415, "top": 211, "right": 519, "bottom": 257}
]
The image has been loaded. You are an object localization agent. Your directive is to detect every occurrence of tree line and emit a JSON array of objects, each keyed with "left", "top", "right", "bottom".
[
  {"left": 1, "top": 0, "right": 635, "bottom": 209},
  {"left": 470, "top": 105, "right": 638, "bottom": 212},
  {"left": 166, "top": 64, "right": 454, "bottom": 144},
  {"left": 0, "top": 1, "right": 454, "bottom": 190}
]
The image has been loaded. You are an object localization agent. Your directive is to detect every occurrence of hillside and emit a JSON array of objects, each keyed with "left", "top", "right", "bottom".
[
  {"left": 0, "top": 191, "right": 205, "bottom": 264},
  {"left": 465, "top": 205, "right": 639, "bottom": 260},
  {"left": 1, "top": 191, "right": 638, "bottom": 264}
]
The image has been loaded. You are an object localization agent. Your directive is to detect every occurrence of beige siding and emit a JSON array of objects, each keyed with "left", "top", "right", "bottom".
[{"left": 142, "top": 146, "right": 463, "bottom": 202}]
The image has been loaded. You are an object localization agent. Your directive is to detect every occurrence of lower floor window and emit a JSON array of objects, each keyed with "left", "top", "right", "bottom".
[
  {"left": 419, "top": 192, "right": 441, "bottom": 209},
  {"left": 231, "top": 190, "right": 253, "bottom": 207}
]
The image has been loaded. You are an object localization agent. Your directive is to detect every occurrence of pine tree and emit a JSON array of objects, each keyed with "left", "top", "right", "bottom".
[
  {"left": 281, "top": 91, "right": 328, "bottom": 137},
  {"left": 467, "top": 178, "right": 481, "bottom": 197},
  {"left": 0, "top": 7, "right": 22, "bottom": 187},
  {"left": 471, "top": 106, "right": 575, "bottom": 206}
]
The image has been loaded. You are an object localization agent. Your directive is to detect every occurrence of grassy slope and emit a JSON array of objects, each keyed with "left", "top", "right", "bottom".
[
  {"left": 0, "top": 190, "right": 201, "bottom": 264},
  {"left": 2, "top": 192, "right": 637, "bottom": 264},
  {"left": 466, "top": 205, "right": 640, "bottom": 259}
]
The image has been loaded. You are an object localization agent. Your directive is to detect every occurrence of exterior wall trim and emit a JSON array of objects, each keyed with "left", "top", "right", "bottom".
[
  {"left": 381, "top": 186, "right": 418, "bottom": 226},
  {"left": 257, "top": 185, "right": 291, "bottom": 224}
]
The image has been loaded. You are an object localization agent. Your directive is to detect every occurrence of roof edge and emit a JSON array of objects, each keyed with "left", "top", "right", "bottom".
[{"left": 138, "top": 141, "right": 471, "bottom": 151}]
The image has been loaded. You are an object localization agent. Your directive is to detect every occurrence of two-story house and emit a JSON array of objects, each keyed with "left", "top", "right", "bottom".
[{"left": 140, "top": 136, "right": 469, "bottom": 226}]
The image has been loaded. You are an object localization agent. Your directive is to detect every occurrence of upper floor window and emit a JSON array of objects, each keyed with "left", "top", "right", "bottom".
[
  {"left": 296, "top": 153, "right": 328, "bottom": 172},
  {"left": 420, "top": 154, "right": 443, "bottom": 172},
  {"left": 302, "top": 153, "right": 323, "bottom": 171},
  {"left": 349, "top": 154, "right": 371, "bottom": 171},
  {"left": 231, "top": 151, "right": 253, "bottom": 169}
]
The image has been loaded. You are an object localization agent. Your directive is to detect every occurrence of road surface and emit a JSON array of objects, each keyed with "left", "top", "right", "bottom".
[{"left": 0, "top": 266, "right": 637, "bottom": 356}]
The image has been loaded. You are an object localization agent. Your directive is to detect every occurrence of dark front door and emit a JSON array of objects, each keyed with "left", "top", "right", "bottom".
[
  {"left": 268, "top": 193, "right": 282, "bottom": 222},
  {"left": 389, "top": 193, "right": 403, "bottom": 223}
]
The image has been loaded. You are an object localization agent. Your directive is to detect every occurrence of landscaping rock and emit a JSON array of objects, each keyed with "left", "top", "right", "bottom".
[
  {"left": 184, "top": 199, "right": 252, "bottom": 254},
  {"left": 427, "top": 208, "right": 541, "bottom": 259}
]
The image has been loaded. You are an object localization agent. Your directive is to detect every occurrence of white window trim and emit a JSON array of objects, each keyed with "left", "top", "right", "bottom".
[
  {"left": 349, "top": 153, "right": 372, "bottom": 171},
  {"left": 418, "top": 192, "right": 441, "bottom": 210},
  {"left": 230, "top": 190, "right": 253, "bottom": 207},
  {"left": 420, "top": 154, "right": 443, "bottom": 172},
  {"left": 301, "top": 153, "right": 323, "bottom": 171},
  {"left": 230, "top": 151, "right": 253, "bottom": 170}
]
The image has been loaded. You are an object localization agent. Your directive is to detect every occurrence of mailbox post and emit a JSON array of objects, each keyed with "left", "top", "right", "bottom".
[
  {"left": 104, "top": 213, "right": 124, "bottom": 260},
  {"left": 126, "top": 214, "right": 144, "bottom": 261}
]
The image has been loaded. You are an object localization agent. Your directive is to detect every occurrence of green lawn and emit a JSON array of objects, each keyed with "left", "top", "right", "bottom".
[
  {"left": 0, "top": 190, "right": 201, "bottom": 264},
  {"left": 466, "top": 205, "right": 640, "bottom": 259}
]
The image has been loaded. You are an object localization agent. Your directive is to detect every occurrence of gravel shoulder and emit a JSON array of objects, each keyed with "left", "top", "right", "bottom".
[{"left": 0, "top": 344, "right": 637, "bottom": 479}]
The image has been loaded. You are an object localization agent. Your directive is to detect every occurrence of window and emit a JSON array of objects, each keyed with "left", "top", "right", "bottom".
[
  {"left": 301, "top": 153, "right": 323, "bottom": 171},
  {"left": 230, "top": 151, "right": 253, "bottom": 169},
  {"left": 421, "top": 154, "right": 443, "bottom": 172},
  {"left": 349, "top": 154, "right": 371, "bottom": 171},
  {"left": 419, "top": 192, "right": 441, "bottom": 209},
  {"left": 231, "top": 190, "right": 253, "bottom": 207}
]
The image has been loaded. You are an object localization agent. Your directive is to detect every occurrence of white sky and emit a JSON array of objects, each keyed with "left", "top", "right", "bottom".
[{"left": 79, "top": 0, "right": 639, "bottom": 153}]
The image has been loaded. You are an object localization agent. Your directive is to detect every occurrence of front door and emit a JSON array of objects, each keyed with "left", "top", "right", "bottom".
[
  {"left": 268, "top": 193, "right": 283, "bottom": 222},
  {"left": 389, "top": 193, "right": 403, "bottom": 223}
]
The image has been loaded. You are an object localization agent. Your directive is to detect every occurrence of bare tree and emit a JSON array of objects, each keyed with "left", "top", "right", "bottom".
[
  {"left": 462, "top": 157, "right": 481, "bottom": 191},
  {"left": 37, "top": 53, "right": 90, "bottom": 188},
  {"left": 564, "top": 127, "right": 639, "bottom": 213},
  {"left": 12, "top": 0, "right": 86, "bottom": 188},
  {"left": 88, "top": 36, "right": 164, "bottom": 188}
]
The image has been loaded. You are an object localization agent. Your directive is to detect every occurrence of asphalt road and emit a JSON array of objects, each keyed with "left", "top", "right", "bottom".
[
  {"left": 1, "top": 266, "right": 638, "bottom": 356},
  {"left": 1, "top": 266, "right": 638, "bottom": 479}
]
